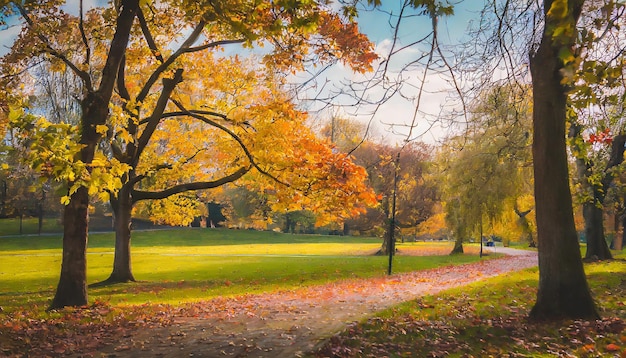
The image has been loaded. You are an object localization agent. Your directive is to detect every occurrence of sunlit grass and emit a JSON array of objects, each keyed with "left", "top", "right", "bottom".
[{"left": 0, "top": 228, "right": 484, "bottom": 312}]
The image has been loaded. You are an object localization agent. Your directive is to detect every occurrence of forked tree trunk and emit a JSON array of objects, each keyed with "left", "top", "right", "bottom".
[
  {"left": 514, "top": 207, "right": 535, "bottom": 247},
  {"left": 379, "top": 228, "right": 392, "bottom": 255},
  {"left": 50, "top": 186, "right": 89, "bottom": 308},
  {"left": 107, "top": 186, "right": 135, "bottom": 283},
  {"left": 528, "top": 0, "right": 598, "bottom": 320}
]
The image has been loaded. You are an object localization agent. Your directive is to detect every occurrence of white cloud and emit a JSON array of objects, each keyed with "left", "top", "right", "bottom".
[{"left": 293, "top": 35, "right": 467, "bottom": 145}]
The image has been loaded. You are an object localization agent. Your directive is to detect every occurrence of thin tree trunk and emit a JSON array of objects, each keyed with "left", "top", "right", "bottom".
[
  {"left": 583, "top": 202, "right": 612, "bottom": 260},
  {"left": 37, "top": 190, "right": 44, "bottom": 235},
  {"left": 106, "top": 186, "right": 135, "bottom": 283},
  {"left": 528, "top": 0, "right": 598, "bottom": 320},
  {"left": 284, "top": 214, "right": 293, "bottom": 234},
  {"left": 618, "top": 208, "right": 626, "bottom": 251},
  {"left": 50, "top": 187, "right": 89, "bottom": 308}
]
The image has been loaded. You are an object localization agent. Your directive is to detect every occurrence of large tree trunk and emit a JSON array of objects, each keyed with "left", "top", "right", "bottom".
[
  {"left": 575, "top": 155, "right": 612, "bottom": 261},
  {"left": 50, "top": 93, "right": 103, "bottom": 308},
  {"left": 106, "top": 186, "right": 135, "bottom": 283},
  {"left": 50, "top": 187, "right": 89, "bottom": 308},
  {"left": 583, "top": 202, "right": 612, "bottom": 260},
  {"left": 49, "top": 0, "right": 139, "bottom": 308},
  {"left": 574, "top": 134, "right": 625, "bottom": 261},
  {"left": 528, "top": 0, "right": 598, "bottom": 320},
  {"left": 449, "top": 224, "right": 464, "bottom": 254}
]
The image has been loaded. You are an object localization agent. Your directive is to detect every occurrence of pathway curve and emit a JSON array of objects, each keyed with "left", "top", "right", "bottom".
[{"left": 89, "top": 248, "right": 537, "bottom": 358}]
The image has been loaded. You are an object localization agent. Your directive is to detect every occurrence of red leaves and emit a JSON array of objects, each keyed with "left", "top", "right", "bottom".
[
  {"left": 606, "top": 343, "right": 621, "bottom": 351},
  {"left": 588, "top": 128, "right": 613, "bottom": 145}
]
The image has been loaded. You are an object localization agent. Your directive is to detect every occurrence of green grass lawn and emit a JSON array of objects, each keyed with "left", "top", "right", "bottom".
[{"left": 0, "top": 228, "right": 484, "bottom": 312}]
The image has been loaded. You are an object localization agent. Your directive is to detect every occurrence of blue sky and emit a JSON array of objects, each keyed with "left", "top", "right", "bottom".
[
  {"left": 310, "top": 1, "right": 486, "bottom": 144},
  {"left": 357, "top": 1, "right": 483, "bottom": 45},
  {"left": 0, "top": 0, "right": 484, "bottom": 143}
]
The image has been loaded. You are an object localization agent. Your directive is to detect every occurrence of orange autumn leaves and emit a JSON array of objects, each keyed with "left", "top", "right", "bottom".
[
  {"left": 316, "top": 12, "right": 378, "bottom": 73},
  {"left": 114, "top": 51, "right": 377, "bottom": 227},
  {"left": 221, "top": 81, "right": 378, "bottom": 226},
  {"left": 3, "top": 0, "right": 380, "bottom": 228},
  {"left": 257, "top": 133, "right": 378, "bottom": 226}
]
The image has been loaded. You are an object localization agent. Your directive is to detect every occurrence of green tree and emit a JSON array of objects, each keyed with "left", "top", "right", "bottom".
[
  {"left": 566, "top": 1, "right": 626, "bottom": 261},
  {"left": 439, "top": 84, "right": 532, "bottom": 254},
  {"left": 445, "top": 0, "right": 615, "bottom": 320}
]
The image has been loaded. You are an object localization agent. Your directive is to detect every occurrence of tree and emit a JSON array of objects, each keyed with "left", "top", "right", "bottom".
[
  {"left": 565, "top": 2, "right": 626, "bottom": 260},
  {"left": 527, "top": 0, "right": 599, "bottom": 320},
  {"left": 439, "top": 136, "right": 519, "bottom": 255},
  {"left": 514, "top": 199, "right": 536, "bottom": 247},
  {"left": 571, "top": 125, "right": 623, "bottom": 260},
  {"left": 449, "top": 0, "right": 620, "bottom": 320},
  {"left": 336, "top": 139, "right": 435, "bottom": 253},
  {"left": 438, "top": 84, "right": 533, "bottom": 254},
  {"left": 1, "top": 0, "right": 377, "bottom": 308}
]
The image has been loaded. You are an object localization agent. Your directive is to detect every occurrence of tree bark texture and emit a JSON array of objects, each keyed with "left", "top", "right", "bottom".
[
  {"left": 50, "top": 0, "right": 139, "bottom": 309},
  {"left": 528, "top": 0, "right": 598, "bottom": 320},
  {"left": 107, "top": 186, "right": 135, "bottom": 283},
  {"left": 50, "top": 186, "right": 89, "bottom": 308}
]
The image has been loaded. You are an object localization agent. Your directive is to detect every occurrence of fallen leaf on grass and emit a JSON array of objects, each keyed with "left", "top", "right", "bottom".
[{"left": 606, "top": 343, "right": 621, "bottom": 351}]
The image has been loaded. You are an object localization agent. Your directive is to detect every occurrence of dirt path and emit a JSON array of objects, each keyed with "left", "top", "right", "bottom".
[{"left": 90, "top": 248, "right": 537, "bottom": 358}]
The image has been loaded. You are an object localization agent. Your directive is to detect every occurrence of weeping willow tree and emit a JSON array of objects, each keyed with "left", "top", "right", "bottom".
[{"left": 439, "top": 84, "right": 533, "bottom": 254}]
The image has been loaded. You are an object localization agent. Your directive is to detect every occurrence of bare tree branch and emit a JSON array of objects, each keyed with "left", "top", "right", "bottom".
[
  {"left": 132, "top": 165, "right": 251, "bottom": 202},
  {"left": 136, "top": 21, "right": 205, "bottom": 103},
  {"left": 169, "top": 98, "right": 290, "bottom": 188},
  {"left": 15, "top": 4, "right": 93, "bottom": 90},
  {"left": 78, "top": 0, "right": 91, "bottom": 67}
]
